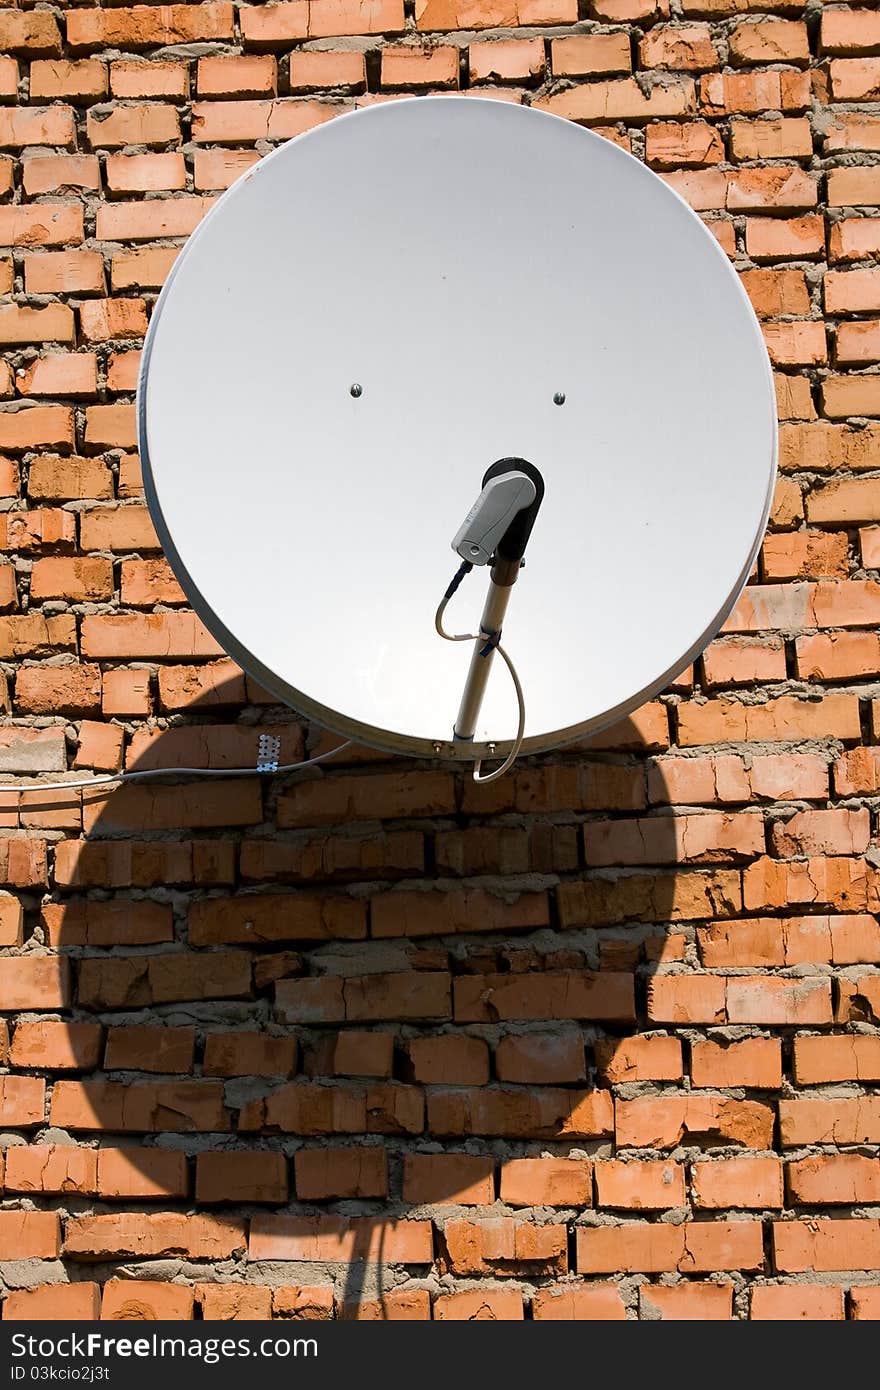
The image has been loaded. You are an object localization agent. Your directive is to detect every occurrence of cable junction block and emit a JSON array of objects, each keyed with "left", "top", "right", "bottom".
[{"left": 257, "top": 734, "right": 282, "bottom": 773}]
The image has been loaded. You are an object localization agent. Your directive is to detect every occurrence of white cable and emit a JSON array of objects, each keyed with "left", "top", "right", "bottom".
[
  {"left": 435, "top": 590, "right": 525, "bottom": 784},
  {"left": 0, "top": 740, "right": 354, "bottom": 795}
]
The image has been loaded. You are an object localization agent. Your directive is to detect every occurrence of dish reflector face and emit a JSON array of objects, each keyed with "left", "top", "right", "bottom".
[{"left": 140, "top": 97, "right": 776, "bottom": 758}]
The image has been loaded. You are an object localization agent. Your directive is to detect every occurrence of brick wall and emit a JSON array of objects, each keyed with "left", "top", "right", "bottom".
[{"left": 0, "top": 0, "right": 878, "bottom": 1325}]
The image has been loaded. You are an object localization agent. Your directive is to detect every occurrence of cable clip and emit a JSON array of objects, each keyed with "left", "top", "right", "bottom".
[{"left": 257, "top": 734, "right": 281, "bottom": 773}]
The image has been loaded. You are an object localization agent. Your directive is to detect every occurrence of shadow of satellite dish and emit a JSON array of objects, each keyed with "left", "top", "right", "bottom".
[
  {"left": 26, "top": 674, "right": 710, "bottom": 1321},
  {"left": 19, "top": 96, "right": 776, "bottom": 1322}
]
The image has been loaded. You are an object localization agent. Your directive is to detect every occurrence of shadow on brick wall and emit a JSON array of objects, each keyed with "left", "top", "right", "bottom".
[{"left": 11, "top": 670, "right": 740, "bottom": 1320}]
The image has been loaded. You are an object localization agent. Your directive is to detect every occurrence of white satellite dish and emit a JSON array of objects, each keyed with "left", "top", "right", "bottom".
[{"left": 139, "top": 97, "right": 776, "bottom": 774}]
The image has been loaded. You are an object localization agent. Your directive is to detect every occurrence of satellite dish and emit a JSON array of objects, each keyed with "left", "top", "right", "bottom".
[{"left": 139, "top": 97, "right": 776, "bottom": 770}]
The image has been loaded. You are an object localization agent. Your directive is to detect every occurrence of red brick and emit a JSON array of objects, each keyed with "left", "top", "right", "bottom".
[
  {"left": 595, "top": 1160, "right": 685, "bottom": 1210},
  {"left": 470, "top": 38, "right": 545, "bottom": 82},
  {"left": 0, "top": 1211, "right": 59, "bottom": 1260},
  {"left": 104, "top": 1025, "right": 195, "bottom": 1073},
  {"left": 454, "top": 971, "right": 633, "bottom": 1023},
  {"left": 402, "top": 1153, "right": 493, "bottom": 1205},
  {"left": 762, "top": 531, "right": 848, "bottom": 580},
  {"left": 594, "top": 1034, "right": 683, "bottom": 1083},
  {"left": 646, "top": 120, "right": 724, "bottom": 168},
  {"left": 578, "top": 1221, "right": 762, "bottom": 1274},
  {"left": 68, "top": 5, "right": 235, "bottom": 52},
  {"left": 537, "top": 77, "right": 696, "bottom": 125},
  {"left": 3, "top": 1285, "right": 100, "bottom": 1321},
  {"left": 851, "top": 1288, "right": 880, "bottom": 1319},
  {"left": 531, "top": 1284, "right": 625, "bottom": 1320},
  {"left": 289, "top": 50, "right": 365, "bottom": 92},
  {"left": 248, "top": 1214, "right": 430, "bottom": 1263},
  {"left": 407, "top": 1035, "right": 489, "bottom": 1084},
  {"left": 793, "top": 1034, "right": 880, "bottom": 1084},
  {"left": 51, "top": 1079, "right": 229, "bottom": 1134},
  {"left": 197, "top": 1151, "right": 288, "bottom": 1204},
  {"left": 640, "top": 23, "right": 717, "bottom": 70},
  {"left": 97, "top": 1148, "right": 188, "bottom": 1200},
  {"left": 822, "top": 8, "right": 880, "bottom": 55},
  {"left": 30, "top": 59, "right": 107, "bottom": 102},
  {"left": 101, "top": 1280, "right": 194, "bottom": 1320},
  {"left": 0, "top": 956, "right": 69, "bottom": 1010},
  {"left": 826, "top": 268, "right": 880, "bottom": 314},
  {"left": 434, "top": 1288, "right": 522, "bottom": 1320},
  {"left": 616, "top": 1095, "right": 774, "bottom": 1149},
  {"left": 111, "top": 61, "right": 189, "bottom": 100},
  {"left": 787, "top": 1154, "right": 880, "bottom": 1205},
  {"left": 9, "top": 1020, "right": 102, "bottom": 1071},
  {"left": 692, "top": 1158, "right": 783, "bottom": 1209},
  {"left": 750, "top": 1285, "right": 845, "bottom": 1320},
  {"left": 494, "top": 1031, "right": 585, "bottom": 1083},
  {"left": 196, "top": 1285, "right": 272, "bottom": 1320},
  {"left": 198, "top": 54, "right": 277, "bottom": 97},
  {"left": 780, "top": 1097, "right": 880, "bottom": 1146},
  {"left": 500, "top": 1157, "right": 591, "bottom": 1208},
  {"left": 639, "top": 1283, "right": 733, "bottom": 1320},
  {"left": 0, "top": 1076, "right": 46, "bottom": 1128},
  {"left": 427, "top": 1086, "right": 613, "bottom": 1140},
  {"left": 702, "top": 70, "right": 809, "bottom": 115},
  {"left": 729, "top": 18, "right": 808, "bottom": 64},
  {"left": 730, "top": 117, "right": 812, "bottom": 160},
  {"left": 382, "top": 45, "right": 459, "bottom": 88},
  {"left": 773, "top": 1219, "right": 880, "bottom": 1273},
  {"left": 676, "top": 694, "right": 861, "bottom": 745}
]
